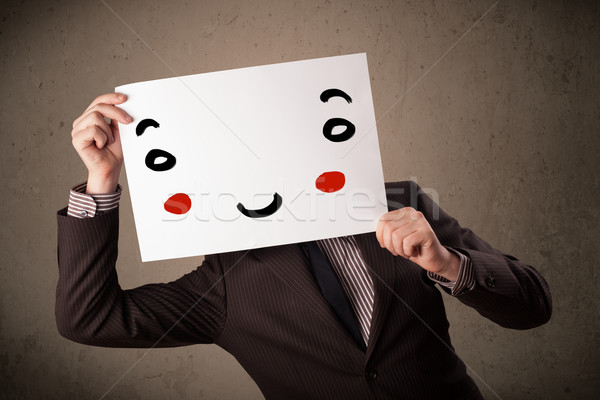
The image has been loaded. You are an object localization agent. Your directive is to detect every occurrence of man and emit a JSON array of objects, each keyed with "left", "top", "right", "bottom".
[{"left": 56, "top": 93, "right": 552, "bottom": 399}]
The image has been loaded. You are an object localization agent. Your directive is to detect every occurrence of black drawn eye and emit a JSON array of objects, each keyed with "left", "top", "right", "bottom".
[
  {"left": 320, "top": 88, "right": 355, "bottom": 143},
  {"left": 145, "top": 149, "right": 176, "bottom": 172},
  {"left": 136, "top": 118, "right": 160, "bottom": 136},
  {"left": 136, "top": 118, "right": 176, "bottom": 172},
  {"left": 322, "top": 118, "right": 355, "bottom": 142}
]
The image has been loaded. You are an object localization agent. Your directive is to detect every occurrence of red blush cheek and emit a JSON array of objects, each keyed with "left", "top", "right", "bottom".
[
  {"left": 315, "top": 171, "right": 345, "bottom": 193},
  {"left": 164, "top": 193, "right": 192, "bottom": 214}
]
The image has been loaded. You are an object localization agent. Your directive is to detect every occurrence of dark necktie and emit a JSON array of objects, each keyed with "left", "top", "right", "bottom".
[{"left": 300, "top": 241, "right": 366, "bottom": 351}]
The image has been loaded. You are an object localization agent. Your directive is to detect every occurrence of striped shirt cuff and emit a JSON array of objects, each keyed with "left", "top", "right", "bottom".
[
  {"left": 427, "top": 248, "right": 475, "bottom": 296},
  {"left": 67, "top": 182, "right": 122, "bottom": 218}
]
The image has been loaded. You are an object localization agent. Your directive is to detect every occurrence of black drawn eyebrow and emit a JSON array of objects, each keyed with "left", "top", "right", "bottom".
[
  {"left": 320, "top": 88, "right": 353, "bottom": 104},
  {"left": 136, "top": 118, "right": 160, "bottom": 136}
]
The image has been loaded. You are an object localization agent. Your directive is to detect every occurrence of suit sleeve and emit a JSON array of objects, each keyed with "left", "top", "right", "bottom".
[
  {"left": 55, "top": 207, "right": 227, "bottom": 348},
  {"left": 388, "top": 182, "right": 552, "bottom": 330}
]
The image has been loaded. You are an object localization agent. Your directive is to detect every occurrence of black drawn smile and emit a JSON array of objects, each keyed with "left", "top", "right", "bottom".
[{"left": 237, "top": 193, "right": 283, "bottom": 218}]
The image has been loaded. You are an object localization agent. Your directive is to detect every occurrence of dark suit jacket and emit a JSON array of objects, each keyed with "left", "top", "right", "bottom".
[{"left": 55, "top": 181, "right": 552, "bottom": 399}]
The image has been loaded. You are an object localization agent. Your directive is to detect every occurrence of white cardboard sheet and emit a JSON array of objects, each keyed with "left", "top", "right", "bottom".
[{"left": 116, "top": 53, "right": 387, "bottom": 261}]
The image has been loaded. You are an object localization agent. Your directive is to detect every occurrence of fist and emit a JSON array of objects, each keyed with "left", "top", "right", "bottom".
[
  {"left": 71, "top": 93, "right": 132, "bottom": 194},
  {"left": 376, "top": 207, "right": 459, "bottom": 281}
]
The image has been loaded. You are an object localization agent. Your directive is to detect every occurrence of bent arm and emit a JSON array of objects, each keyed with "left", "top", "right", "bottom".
[
  {"left": 447, "top": 226, "right": 552, "bottom": 330},
  {"left": 386, "top": 181, "right": 552, "bottom": 330},
  {"left": 55, "top": 207, "right": 226, "bottom": 347},
  {"left": 423, "top": 192, "right": 551, "bottom": 329}
]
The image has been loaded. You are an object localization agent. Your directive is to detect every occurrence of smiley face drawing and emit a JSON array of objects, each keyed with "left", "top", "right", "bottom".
[
  {"left": 118, "top": 53, "right": 387, "bottom": 261},
  {"left": 136, "top": 87, "right": 356, "bottom": 220}
]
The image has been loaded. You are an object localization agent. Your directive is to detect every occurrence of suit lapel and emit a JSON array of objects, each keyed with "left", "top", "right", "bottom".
[
  {"left": 250, "top": 243, "right": 365, "bottom": 361},
  {"left": 249, "top": 233, "right": 397, "bottom": 363},
  {"left": 353, "top": 232, "right": 396, "bottom": 362}
]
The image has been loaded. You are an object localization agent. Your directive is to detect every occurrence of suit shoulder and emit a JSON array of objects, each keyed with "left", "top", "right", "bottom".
[
  {"left": 384, "top": 181, "right": 414, "bottom": 211},
  {"left": 384, "top": 181, "right": 412, "bottom": 192}
]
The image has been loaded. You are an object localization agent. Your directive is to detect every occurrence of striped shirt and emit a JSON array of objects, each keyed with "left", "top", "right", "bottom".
[
  {"left": 66, "top": 183, "right": 474, "bottom": 344},
  {"left": 67, "top": 182, "right": 122, "bottom": 218},
  {"left": 317, "top": 236, "right": 375, "bottom": 343}
]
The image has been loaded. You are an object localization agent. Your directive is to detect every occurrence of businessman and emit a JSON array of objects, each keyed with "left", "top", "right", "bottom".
[{"left": 56, "top": 93, "right": 552, "bottom": 399}]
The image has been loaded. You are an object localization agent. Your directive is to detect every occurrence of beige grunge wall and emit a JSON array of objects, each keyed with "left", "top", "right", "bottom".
[{"left": 1, "top": 0, "right": 598, "bottom": 398}]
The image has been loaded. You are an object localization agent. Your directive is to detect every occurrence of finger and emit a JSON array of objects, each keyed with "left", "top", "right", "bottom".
[
  {"left": 72, "top": 111, "right": 114, "bottom": 143},
  {"left": 110, "top": 118, "right": 121, "bottom": 143},
  {"left": 398, "top": 207, "right": 420, "bottom": 220},
  {"left": 72, "top": 125, "right": 108, "bottom": 151},
  {"left": 85, "top": 93, "right": 127, "bottom": 112},
  {"left": 379, "top": 208, "right": 407, "bottom": 222},
  {"left": 88, "top": 103, "right": 132, "bottom": 124},
  {"left": 108, "top": 119, "right": 124, "bottom": 158},
  {"left": 378, "top": 219, "right": 395, "bottom": 252},
  {"left": 73, "top": 111, "right": 114, "bottom": 142},
  {"left": 74, "top": 103, "right": 132, "bottom": 130},
  {"left": 379, "top": 217, "right": 412, "bottom": 247},
  {"left": 377, "top": 209, "right": 409, "bottom": 246},
  {"left": 382, "top": 221, "right": 404, "bottom": 256},
  {"left": 376, "top": 218, "right": 386, "bottom": 247},
  {"left": 390, "top": 231, "right": 405, "bottom": 258},
  {"left": 73, "top": 93, "right": 128, "bottom": 128},
  {"left": 391, "top": 224, "right": 420, "bottom": 258},
  {"left": 402, "top": 230, "right": 425, "bottom": 259},
  {"left": 380, "top": 207, "right": 420, "bottom": 226},
  {"left": 409, "top": 209, "right": 424, "bottom": 222}
]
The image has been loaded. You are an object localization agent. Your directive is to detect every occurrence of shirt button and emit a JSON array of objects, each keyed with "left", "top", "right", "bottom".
[
  {"left": 485, "top": 275, "right": 496, "bottom": 288},
  {"left": 365, "top": 370, "right": 377, "bottom": 381},
  {"left": 80, "top": 210, "right": 88, "bottom": 217}
]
